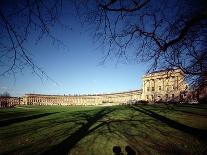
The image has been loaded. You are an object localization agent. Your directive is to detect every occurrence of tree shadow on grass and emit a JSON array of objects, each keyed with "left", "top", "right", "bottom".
[
  {"left": 170, "top": 108, "right": 207, "bottom": 117},
  {"left": 131, "top": 106, "right": 207, "bottom": 143},
  {"left": 178, "top": 104, "right": 207, "bottom": 110},
  {"left": 0, "top": 112, "right": 58, "bottom": 127},
  {"left": 143, "top": 105, "right": 207, "bottom": 117},
  {"left": 41, "top": 108, "right": 115, "bottom": 155}
]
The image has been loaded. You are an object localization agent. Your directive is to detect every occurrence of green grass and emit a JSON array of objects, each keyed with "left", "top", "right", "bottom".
[{"left": 0, "top": 104, "right": 207, "bottom": 155}]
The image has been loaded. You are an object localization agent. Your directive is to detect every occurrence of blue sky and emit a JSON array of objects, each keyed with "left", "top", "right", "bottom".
[{"left": 0, "top": 1, "right": 150, "bottom": 96}]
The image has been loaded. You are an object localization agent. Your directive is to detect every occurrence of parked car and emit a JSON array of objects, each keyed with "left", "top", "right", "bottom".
[{"left": 188, "top": 100, "right": 199, "bottom": 104}]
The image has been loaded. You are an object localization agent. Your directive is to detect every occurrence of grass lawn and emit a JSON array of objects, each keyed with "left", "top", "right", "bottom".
[{"left": 0, "top": 104, "right": 207, "bottom": 155}]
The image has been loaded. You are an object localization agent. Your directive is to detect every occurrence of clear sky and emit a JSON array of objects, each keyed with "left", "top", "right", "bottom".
[{"left": 0, "top": 1, "right": 150, "bottom": 96}]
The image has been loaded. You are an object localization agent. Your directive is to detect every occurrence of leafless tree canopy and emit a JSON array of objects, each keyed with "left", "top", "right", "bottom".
[
  {"left": 75, "top": 0, "right": 207, "bottom": 86},
  {"left": 0, "top": 0, "right": 207, "bottom": 87},
  {"left": 0, "top": 91, "right": 10, "bottom": 97},
  {"left": 0, "top": 0, "right": 62, "bottom": 80}
]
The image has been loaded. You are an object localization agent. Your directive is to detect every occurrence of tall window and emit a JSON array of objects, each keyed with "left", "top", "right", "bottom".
[
  {"left": 159, "top": 86, "right": 161, "bottom": 91},
  {"left": 165, "top": 94, "right": 168, "bottom": 98},
  {"left": 172, "top": 94, "right": 175, "bottom": 98},
  {"left": 147, "top": 87, "right": 149, "bottom": 91},
  {"left": 152, "top": 87, "right": 155, "bottom": 91},
  {"left": 146, "top": 95, "right": 149, "bottom": 100},
  {"left": 151, "top": 95, "right": 154, "bottom": 100}
]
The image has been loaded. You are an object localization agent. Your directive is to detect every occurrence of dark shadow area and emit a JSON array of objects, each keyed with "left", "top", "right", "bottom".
[
  {"left": 125, "top": 146, "right": 136, "bottom": 155},
  {"left": 171, "top": 108, "right": 207, "bottom": 117},
  {"left": 131, "top": 106, "right": 207, "bottom": 143},
  {"left": 142, "top": 105, "right": 207, "bottom": 117},
  {"left": 1, "top": 106, "right": 207, "bottom": 155},
  {"left": 41, "top": 108, "right": 115, "bottom": 155},
  {"left": 0, "top": 112, "right": 58, "bottom": 127},
  {"left": 113, "top": 146, "right": 123, "bottom": 155},
  {"left": 178, "top": 104, "right": 207, "bottom": 110}
]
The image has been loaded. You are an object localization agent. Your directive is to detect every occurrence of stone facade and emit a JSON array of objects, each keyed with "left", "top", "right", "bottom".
[
  {"left": 21, "top": 90, "right": 142, "bottom": 106},
  {"left": 2, "top": 69, "right": 188, "bottom": 107},
  {"left": 142, "top": 69, "right": 187, "bottom": 102},
  {"left": 0, "top": 97, "right": 21, "bottom": 108}
]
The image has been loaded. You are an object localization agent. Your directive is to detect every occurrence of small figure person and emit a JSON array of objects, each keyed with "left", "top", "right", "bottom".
[
  {"left": 125, "top": 145, "right": 136, "bottom": 155},
  {"left": 113, "top": 146, "right": 124, "bottom": 155}
]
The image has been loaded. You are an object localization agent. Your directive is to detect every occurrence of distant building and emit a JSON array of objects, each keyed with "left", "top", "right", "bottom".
[
  {"left": 21, "top": 90, "right": 142, "bottom": 106},
  {"left": 142, "top": 69, "right": 187, "bottom": 102},
  {"left": 11, "top": 69, "right": 189, "bottom": 106},
  {"left": 0, "top": 97, "right": 21, "bottom": 108}
]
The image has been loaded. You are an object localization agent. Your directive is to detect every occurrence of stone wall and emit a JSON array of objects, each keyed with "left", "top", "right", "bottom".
[
  {"left": 0, "top": 97, "right": 21, "bottom": 108},
  {"left": 21, "top": 90, "right": 142, "bottom": 106},
  {"left": 19, "top": 69, "right": 188, "bottom": 106},
  {"left": 142, "top": 69, "right": 187, "bottom": 102}
]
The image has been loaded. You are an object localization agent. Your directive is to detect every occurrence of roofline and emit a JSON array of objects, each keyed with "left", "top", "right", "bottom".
[
  {"left": 143, "top": 68, "right": 184, "bottom": 77},
  {"left": 24, "top": 89, "right": 142, "bottom": 97}
]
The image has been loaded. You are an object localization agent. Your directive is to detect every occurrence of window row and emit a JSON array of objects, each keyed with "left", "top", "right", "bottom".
[
  {"left": 146, "top": 86, "right": 177, "bottom": 91},
  {"left": 146, "top": 94, "right": 175, "bottom": 100}
]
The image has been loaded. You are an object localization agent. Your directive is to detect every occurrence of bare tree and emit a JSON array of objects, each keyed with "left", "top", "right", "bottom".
[
  {"left": 0, "top": 0, "right": 64, "bottom": 82},
  {"left": 75, "top": 0, "right": 207, "bottom": 86},
  {"left": 0, "top": 91, "right": 10, "bottom": 97},
  {"left": 1, "top": 0, "right": 206, "bottom": 88}
]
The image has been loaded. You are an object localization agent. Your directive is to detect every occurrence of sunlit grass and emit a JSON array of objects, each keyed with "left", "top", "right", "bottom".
[{"left": 0, "top": 104, "right": 207, "bottom": 155}]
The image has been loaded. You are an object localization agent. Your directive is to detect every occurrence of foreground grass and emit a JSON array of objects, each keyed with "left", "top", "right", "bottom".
[{"left": 0, "top": 104, "right": 207, "bottom": 155}]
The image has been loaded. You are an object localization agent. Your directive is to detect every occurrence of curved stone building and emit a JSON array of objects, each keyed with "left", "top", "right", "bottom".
[
  {"left": 22, "top": 90, "right": 142, "bottom": 106},
  {"left": 18, "top": 69, "right": 188, "bottom": 106}
]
